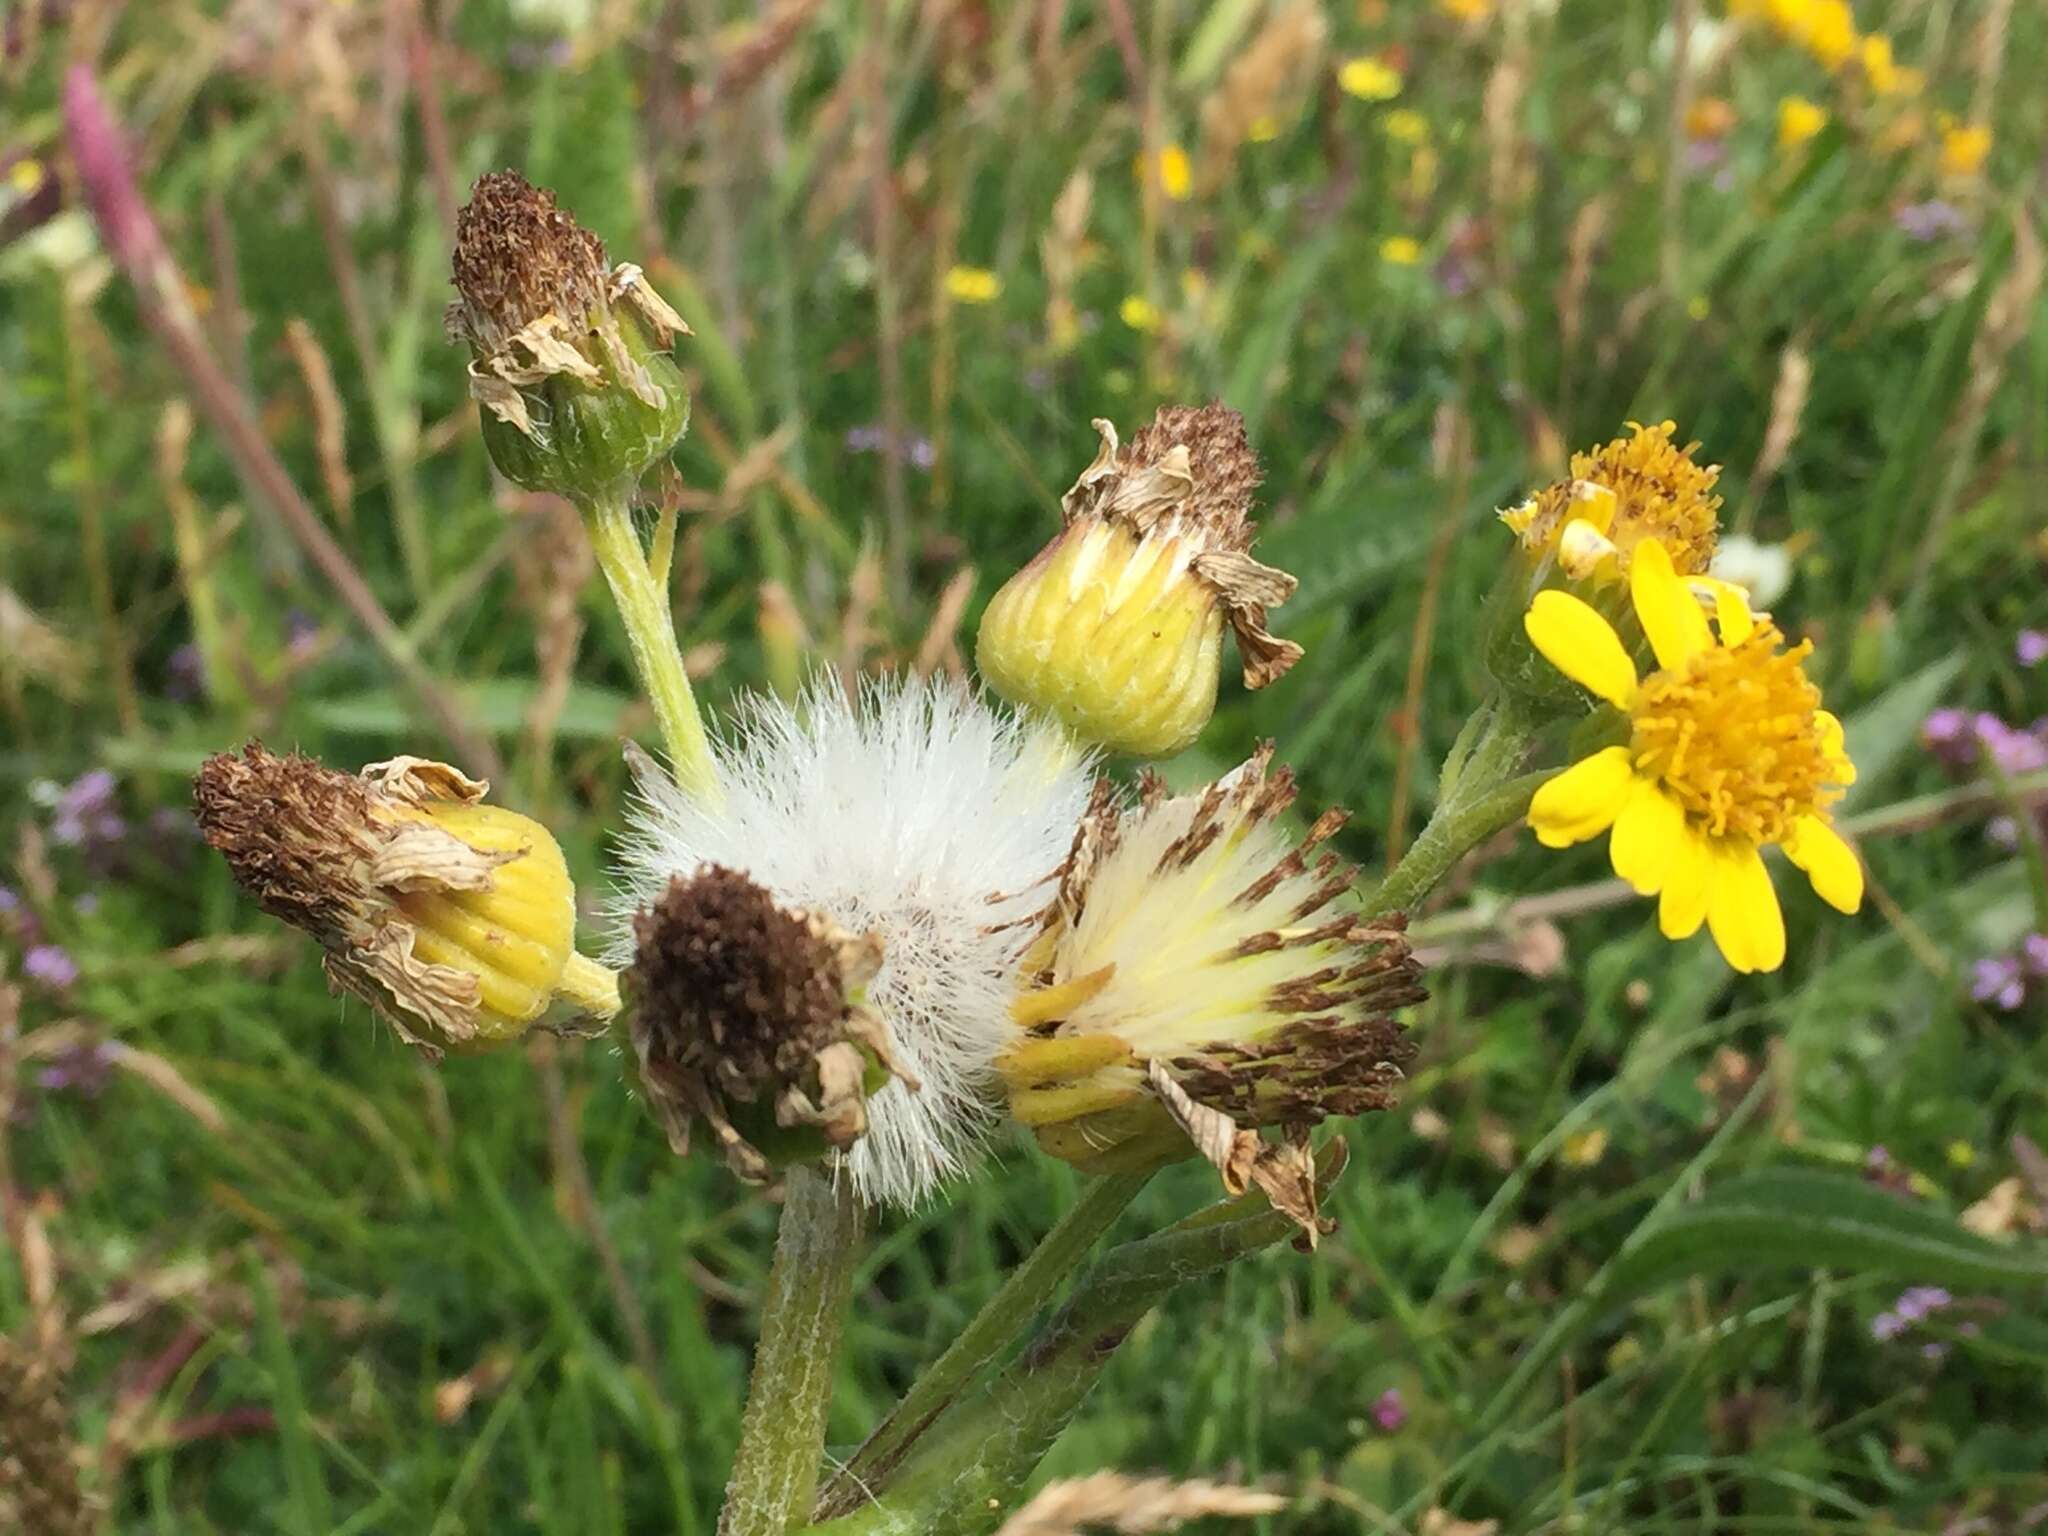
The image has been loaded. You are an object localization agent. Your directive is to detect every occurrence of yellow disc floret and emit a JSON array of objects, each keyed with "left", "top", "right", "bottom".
[{"left": 1501, "top": 420, "right": 1722, "bottom": 582}]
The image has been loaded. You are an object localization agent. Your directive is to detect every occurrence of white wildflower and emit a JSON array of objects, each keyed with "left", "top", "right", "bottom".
[
  {"left": 1708, "top": 534, "right": 1794, "bottom": 610},
  {"left": 611, "top": 675, "right": 1094, "bottom": 1208}
]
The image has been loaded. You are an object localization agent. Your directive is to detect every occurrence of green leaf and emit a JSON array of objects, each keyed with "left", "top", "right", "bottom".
[
  {"left": 1602, "top": 1169, "right": 2048, "bottom": 1303},
  {"left": 308, "top": 680, "right": 640, "bottom": 741},
  {"left": 1837, "top": 651, "right": 1965, "bottom": 811}
]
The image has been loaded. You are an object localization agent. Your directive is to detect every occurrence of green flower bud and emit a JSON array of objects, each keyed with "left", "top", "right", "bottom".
[{"left": 448, "top": 171, "right": 691, "bottom": 501}]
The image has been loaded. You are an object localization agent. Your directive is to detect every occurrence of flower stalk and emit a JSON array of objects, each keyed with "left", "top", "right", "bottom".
[
  {"left": 719, "top": 1167, "right": 865, "bottom": 1536},
  {"left": 584, "top": 490, "right": 721, "bottom": 804}
]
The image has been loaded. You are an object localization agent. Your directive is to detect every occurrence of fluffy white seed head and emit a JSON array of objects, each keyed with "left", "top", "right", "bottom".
[{"left": 611, "top": 675, "right": 1094, "bottom": 1208}]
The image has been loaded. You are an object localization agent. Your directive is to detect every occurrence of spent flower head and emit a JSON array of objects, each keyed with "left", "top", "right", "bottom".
[
  {"left": 195, "top": 744, "right": 616, "bottom": 1052},
  {"left": 999, "top": 748, "right": 1422, "bottom": 1243},
  {"left": 627, "top": 865, "right": 912, "bottom": 1185},
  {"left": 447, "top": 171, "right": 690, "bottom": 500},
  {"left": 611, "top": 676, "right": 1095, "bottom": 1207},
  {"left": 1523, "top": 540, "right": 1862, "bottom": 972},
  {"left": 1501, "top": 421, "right": 1721, "bottom": 584},
  {"left": 977, "top": 403, "right": 1302, "bottom": 758}
]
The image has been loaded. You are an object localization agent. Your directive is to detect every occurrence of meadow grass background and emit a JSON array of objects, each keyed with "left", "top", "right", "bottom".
[{"left": 4, "top": 0, "right": 2048, "bottom": 1530}]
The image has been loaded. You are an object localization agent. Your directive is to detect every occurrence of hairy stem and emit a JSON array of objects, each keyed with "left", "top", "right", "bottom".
[
  {"left": 1366, "top": 690, "right": 1555, "bottom": 919},
  {"left": 582, "top": 493, "right": 721, "bottom": 804},
  {"left": 813, "top": 1170, "right": 1152, "bottom": 1519},
  {"left": 720, "top": 1169, "right": 864, "bottom": 1536}
]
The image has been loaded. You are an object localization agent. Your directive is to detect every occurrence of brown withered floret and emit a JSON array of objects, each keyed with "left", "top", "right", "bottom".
[
  {"left": 1060, "top": 402, "right": 1303, "bottom": 689},
  {"left": 627, "top": 866, "right": 910, "bottom": 1185},
  {"left": 449, "top": 171, "right": 610, "bottom": 357},
  {"left": 194, "top": 744, "right": 379, "bottom": 939}
]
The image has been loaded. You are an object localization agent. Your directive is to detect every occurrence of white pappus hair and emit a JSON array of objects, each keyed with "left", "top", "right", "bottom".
[{"left": 610, "top": 675, "right": 1095, "bottom": 1208}]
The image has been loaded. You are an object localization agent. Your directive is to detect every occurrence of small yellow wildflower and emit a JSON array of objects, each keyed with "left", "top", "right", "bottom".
[
  {"left": 1134, "top": 145, "right": 1194, "bottom": 202},
  {"left": 1777, "top": 96, "right": 1828, "bottom": 150},
  {"left": 1686, "top": 295, "right": 1711, "bottom": 322},
  {"left": 1501, "top": 421, "right": 1722, "bottom": 583},
  {"left": 1248, "top": 114, "right": 1282, "bottom": 144},
  {"left": 1440, "top": 0, "right": 1492, "bottom": 18},
  {"left": 1939, "top": 122, "right": 1992, "bottom": 179},
  {"left": 1523, "top": 540, "right": 1862, "bottom": 973},
  {"left": 945, "top": 265, "right": 1002, "bottom": 304},
  {"left": 1380, "top": 235, "right": 1423, "bottom": 266},
  {"left": 1339, "top": 55, "right": 1403, "bottom": 102},
  {"left": 1119, "top": 294, "right": 1162, "bottom": 332},
  {"left": 7, "top": 158, "right": 44, "bottom": 196},
  {"left": 1857, "top": 34, "right": 1908, "bottom": 96},
  {"left": 1383, "top": 109, "right": 1431, "bottom": 145},
  {"left": 1562, "top": 1128, "right": 1610, "bottom": 1167},
  {"left": 1947, "top": 1140, "right": 1977, "bottom": 1169}
]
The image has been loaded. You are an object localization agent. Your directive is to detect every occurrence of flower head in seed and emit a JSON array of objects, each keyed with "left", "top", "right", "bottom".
[
  {"left": 1502, "top": 421, "right": 1722, "bottom": 583},
  {"left": 1523, "top": 539, "right": 1862, "bottom": 973},
  {"left": 610, "top": 676, "right": 1096, "bottom": 1208},
  {"left": 627, "top": 865, "right": 912, "bottom": 1185},
  {"left": 977, "top": 403, "right": 1302, "bottom": 758},
  {"left": 1000, "top": 748, "right": 1422, "bottom": 1243},
  {"left": 447, "top": 171, "right": 691, "bottom": 496},
  {"left": 194, "top": 743, "right": 614, "bottom": 1053}
]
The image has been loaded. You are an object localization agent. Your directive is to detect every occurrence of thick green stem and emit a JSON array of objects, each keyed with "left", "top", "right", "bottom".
[
  {"left": 1366, "top": 690, "right": 1555, "bottom": 919},
  {"left": 812, "top": 1170, "right": 1152, "bottom": 1520},
  {"left": 810, "top": 1149, "right": 1346, "bottom": 1536},
  {"left": 583, "top": 493, "right": 721, "bottom": 804},
  {"left": 720, "top": 1169, "right": 864, "bottom": 1536}
]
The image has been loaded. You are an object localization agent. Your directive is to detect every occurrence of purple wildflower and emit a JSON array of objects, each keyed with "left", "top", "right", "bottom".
[
  {"left": 285, "top": 609, "right": 321, "bottom": 662},
  {"left": 2019, "top": 631, "right": 2048, "bottom": 668},
  {"left": 1371, "top": 1388, "right": 1408, "bottom": 1432},
  {"left": 50, "top": 768, "right": 125, "bottom": 850},
  {"left": 1971, "top": 956, "right": 2025, "bottom": 1010},
  {"left": 1895, "top": 200, "right": 1968, "bottom": 243},
  {"left": 1865, "top": 1145, "right": 1891, "bottom": 1172},
  {"left": 2023, "top": 934, "right": 2048, "bottom": 977},
  {"left": 36, "top": 1041, "right": 116, "bottom": 1098},
  {"left": 165, "top": 643, "right": 205, "bottom": 701},
  {"left": 1894, "top": 1286, "right": 1953, "bottom": 1322},
  {"left": 1920, "top": 1341, "right": 1949, "bottom": 1361},
  {"left": 1871, "top": 1311, "right": 1905, "bottom": 1341},
  {"left": 23, "top": 945, "right": 79, "bottom": 990},
  {"left": 0, "top": 886, "right": 16, "bottom": 914}
]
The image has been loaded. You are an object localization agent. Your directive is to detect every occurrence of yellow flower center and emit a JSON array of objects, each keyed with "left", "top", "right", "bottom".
[
  {"left": 1629, "top": 624, "right": 1839, "bottom": 845},
  {"left": 1508, "top": 420, "right": 1721, "bottom": 577}
]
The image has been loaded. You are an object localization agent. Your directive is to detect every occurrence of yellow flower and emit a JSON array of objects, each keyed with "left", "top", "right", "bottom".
[
  {"left": 1380, "top": 235, "right": 1424, "bottom": 266},
  {"left": 1440, "top": 0, "right": 1492, "bottom": 18},
  {"left": 1501, "top": 420, "right": 1722, "bottom": 583},
  {"left": 1134, "top": 145, "right": 1194, "bottom": 201},
  {"left": 1523, "top": 540, "right": 1862, "bottom": 973},
  {"left": 1339, "top": 55, "right": 1403, "bottom": 102},
  {"left": 1777, "top": 96, "right": 1828, "bottom": 150},
  {"left": 1383, "top": 108, "right": 1431, "bottom": 144},
  {"left": 7, "top": 158, "right": 45, "bottom": 196},
  {"left": 1119, "top": 293, "right": 1162, "bottom": 332},
  {"left": 945, "top": 265, "right": 1002, "bottom": 304},
  {"left": 1248, "top": 113, "right": 1282, "bottom": 143},
  {"left": 1939, "top": 122, "right": 1992, "bottom": 179}
]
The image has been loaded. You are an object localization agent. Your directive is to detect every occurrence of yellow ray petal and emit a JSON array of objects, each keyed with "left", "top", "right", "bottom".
[
  {"left": 1712, "top": 585, "right": 1754, "bottom": 645},
  {"left": 1524, "top": 592, "right": 1638, "bottom": 707},
  {"left": 1784, "top": 814, "right": 1863, "bottom": 914},
  {"left": 1705, "top": 839, "right": 1786, "bottom": 974},
  {"left": 1630, "top": 537, "right": 1713, "bottom": 671},
  {"left": 1609, "top": 778, "right": 1686, "bottom": 895},
  {"left": 1658, "top": 824, "right": 1712, "bottom": 939},
  {"left": 1816, "top": 709, "right": 1856, "bottom": 784},
  {"left": 1528, "top": 746, "right": 1635, "bottom": 847}
]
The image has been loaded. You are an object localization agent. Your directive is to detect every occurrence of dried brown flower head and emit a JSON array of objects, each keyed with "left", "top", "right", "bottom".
[
  {"left": 194, "top": 744, "right": 612, "bottom": 1053},
  {"left": 0, "top": 1338, "right": 92, "bottom": 1536},
  {"left": 627, "top": 865, "right": 913, "bottom": 1185},
  {"left": 1000, "top": 748, "right": 1422, "bottom": 1244},
  {"left": 446, "top": 171, "right": 691, "bottom": 496},
  {"left": 977, "top": 403, "right": 1303, "bottom": 757}
]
